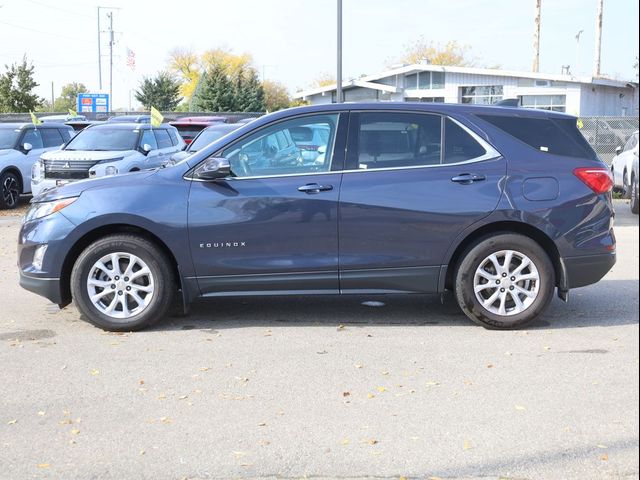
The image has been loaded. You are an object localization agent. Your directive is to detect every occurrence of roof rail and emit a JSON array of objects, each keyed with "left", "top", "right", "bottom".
[{"left": 495, "top": 98, "right": 520, "bottom": 107}]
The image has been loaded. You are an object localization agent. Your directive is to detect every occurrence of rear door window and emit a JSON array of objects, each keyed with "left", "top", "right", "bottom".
[
  {"left": 168, "top": 128, "right": 181, "bottom": 146},
  {"left": 478, "top": 114, "right": 598, "bottom": 160},
  {"left": 444, "top": 118, "right": 486, "bottom": 164},
  {"left": 41, "top": 128, "right": 64, "bottom": 148},
  {"left": 154, "top": 129, "right": 173, "bottom": 149}
]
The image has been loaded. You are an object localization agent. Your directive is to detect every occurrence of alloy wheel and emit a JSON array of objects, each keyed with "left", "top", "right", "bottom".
[
  {"left": 473, "top": 250, "right": 540, "bottom": 316},
  {"left": 86, "top": 252, "right": 155, "bottom": 320},
  {"left": 2, "top": 175, "right": 20, "bottom": 207}
]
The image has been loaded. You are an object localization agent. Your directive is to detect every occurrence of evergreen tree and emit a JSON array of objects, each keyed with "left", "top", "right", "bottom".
[
  {"left": 134, "top": 72, "right": 182, "bottom": 111},
  {"left": 238, "top": 69, "right": 265, "bottom": 112},
  {"left": 0, "top": 56, "right": 42, "bottom": 113},
  {"left": 194, "top": 64, "right": 235, "bottom": 112}
]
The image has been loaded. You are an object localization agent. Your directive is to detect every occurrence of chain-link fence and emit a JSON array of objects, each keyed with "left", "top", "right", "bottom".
[
  {"left": 0, "top": 111, "right": 263, "bottom": 124},
  {"left": 579, "top": 116, "right": 639, "bottom": 164}
]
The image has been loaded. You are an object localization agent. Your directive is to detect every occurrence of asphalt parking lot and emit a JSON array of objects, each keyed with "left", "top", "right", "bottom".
[{"left": 0, "top": 199, "right": 638, "bottom": 480}]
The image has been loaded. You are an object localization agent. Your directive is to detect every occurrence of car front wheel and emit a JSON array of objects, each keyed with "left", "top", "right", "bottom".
[
  {"left": 454, "top": 233, "right": 555, "bottom": 329},
  {"left": 70, "top": 234, "right": 175, "bottom": 331}
]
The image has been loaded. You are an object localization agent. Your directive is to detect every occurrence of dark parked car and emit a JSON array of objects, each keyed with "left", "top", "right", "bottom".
[
  {"left": 169, "top": 116, "right": 227, "bottom": 145},
  {"left": 169, "top": 123, "right": 243, "bottom": 164},
  {"left": 18, "top": 103, "right": 616, "bottom": 331}
]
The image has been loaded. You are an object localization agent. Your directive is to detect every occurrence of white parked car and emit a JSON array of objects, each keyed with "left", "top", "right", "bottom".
[
  {"left": 611, "top": 130, "right": 639, "bottom": 197},
  {"left": 31, "top": 122, "right": 184, "bottom": 197},
  {"left": 0, "top": 122, "right": 73, "bottom": 209}
]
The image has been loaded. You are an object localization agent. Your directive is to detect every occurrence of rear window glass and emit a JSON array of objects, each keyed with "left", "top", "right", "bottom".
[
  {"left": 444, "top": 118, "right": 486, "bottom": 164},
  {"left": 478, "top": 114, "right": 597, "bottom": 160},
  {"left": 154, "top": 129, "right": 173, "bottom": 149}
]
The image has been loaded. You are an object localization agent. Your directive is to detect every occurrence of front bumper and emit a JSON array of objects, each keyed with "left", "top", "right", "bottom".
[
  {"left": 563, "top": 252, "right": 616, "bottom": 289},
  {"left": 19, "top": 271, "right": 64, "bottom": 305}
]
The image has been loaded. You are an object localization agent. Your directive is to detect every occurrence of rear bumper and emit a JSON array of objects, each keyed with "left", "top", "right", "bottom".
[
  {"left": 19, "top": 271, "right": 63, "bottom": 305},
  {"left": 563, "top": 252, "right": 616, "bottom": 289}
]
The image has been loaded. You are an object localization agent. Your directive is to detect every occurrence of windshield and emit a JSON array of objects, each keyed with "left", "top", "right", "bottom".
[
  {"left": 65, "top": 128, "right": 139, "bottom": 151},
  {"left": 188, "top": 127, "right": 236, "bottom": 152},
  {"left": 0, "top": 128, "right": 21, "bottom": 149}
]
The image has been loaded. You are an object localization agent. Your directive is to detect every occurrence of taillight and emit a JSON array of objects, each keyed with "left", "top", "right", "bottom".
[{"left": 573, "top": 167, "right": 613, "bottom": 194}]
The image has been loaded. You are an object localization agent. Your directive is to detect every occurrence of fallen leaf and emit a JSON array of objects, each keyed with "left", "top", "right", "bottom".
[
  {"left": 337, "top": 324, "right": 346, "bottom": 331},
  {"left": 367, "top": 393, "right": 375, "bottom": 399},
  {"left": 258, "top": 422, "right": 267, "bottom": 426},
  {"left": 259, "top": 439, "right": 270, "bottom": 446},
  {"left": 37, "top": 463, "right": 50, "bottom": 469},
  {"left": 342, "top": 392, "right": 351, "bottom": 397},
  {"left": 71, "top": 429, "right": 80, "bottom": 435},
  {"left": 264, "top": 330, "right": 272, "bottom": 337},
  {"left": 381, "top": 370, "right": 390, "bottom": 375},
  {"left": 601, "top": 453, "right": 609, "bottom": 461},
  {"left": 425, "top": 381, "right": 440, "bottom": 387},
  {"left": 160, "top": 417, "right": 171, "bottom": 424},
  {"left": 90, "top": 369, "right": 100, "bottom": 376},
  {"left": 596, "top": 444, "right": 608, "bottom": 449},
  {"left": 486, "top": 364, "right": 494, "bottom": 369},
  {"left": 543, "top": 346, "right": 551, "bottom": 351},
  {"left": 7, "top": 419, "right": 17, "bottom": 425},
  {"left": 139, "top": 379, "right": 145, "bottom": 385},
  {"left": 463, "top": 439, "right": 473, "bottom": 450},
  {"left": 139, "top": 449, "right": 145, "bottom": 455},
  {"left": 354, "top": 364, "right": 364, "bottom": 369},
  {"left": 341, "top": 438, "right": 350, "bottom": 445},
  {"left": 157, "top": 394, "right": 166, "bottom": 400},
  {"left": 59, "top": 419, "right": 72, "bottom": 425},
  {"left": 376, "top": 386, "right": 387, "bottom": 393},
  {"left": 233, "top": 451, "right": 247, "bottom": 457},
  {"left": 367, "top": 439, "right": 378, "bottom": 445},
  {"left": 199, "top": 367, "right": 210, "bottom": 372},
  {"left": 515, "top": 405, "right": 526, "bottom": 411}
]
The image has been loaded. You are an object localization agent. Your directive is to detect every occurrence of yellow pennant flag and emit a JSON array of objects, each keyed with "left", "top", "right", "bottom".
[
  {"left": 30, "top": 111, "right": 42, "bottom": 126},
  {"left": 576, "top": 118, "right": 584, "bottom": 130},
  {"left": 68, "top": 108, "right": 78, "bottom": 117},
  {"left": 150, "top": 106, "right": 163, "bottom": 127}
]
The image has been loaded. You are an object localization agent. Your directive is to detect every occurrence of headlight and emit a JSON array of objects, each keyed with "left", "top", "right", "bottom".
[
  {"left": 31, "top": 161, "right": 43, "bottom": 183},
  {"left": 24, "top": 197, "right": 78, "bottom": 222},
  {"left": 105, "top": 166, "right": 118, "bottom": 176}
]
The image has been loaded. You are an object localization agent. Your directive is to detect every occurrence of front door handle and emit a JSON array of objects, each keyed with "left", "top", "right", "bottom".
[
  {"left": 451, "top": 173, "right": 487, "bottom": 184},
  {"left": 298, "top": 183, "right": 333, "bottom": 194}
]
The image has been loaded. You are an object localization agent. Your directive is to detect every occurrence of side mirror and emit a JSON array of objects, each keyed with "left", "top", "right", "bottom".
[
  {"left": 140, "top": 143, "right": 152, "bottom": 155},
  {"left": 615, "top": 146, "right": 623, "bottom": 155},
  {"left": 317, "top": 145, "right": 327, "bottom": 154},
  {"left": 193, "top": 157, "right": 231, "bottom": 180},
  {"left": 22, "top": 142, "right": 33, "bottom": 153}
]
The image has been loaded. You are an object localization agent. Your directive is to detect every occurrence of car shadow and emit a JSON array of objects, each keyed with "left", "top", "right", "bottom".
[{"left": 150, "top": 278, "right": 639, "bottom": 332}]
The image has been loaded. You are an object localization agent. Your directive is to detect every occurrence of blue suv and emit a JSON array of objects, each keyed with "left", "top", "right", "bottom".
[{"left": 18, "top": 103, "right": 616, "bottom": 331}]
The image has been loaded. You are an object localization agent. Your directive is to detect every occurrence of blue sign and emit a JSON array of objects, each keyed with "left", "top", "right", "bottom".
[{"left": 77, "top": 93, "right": 110, "bottom": 113}]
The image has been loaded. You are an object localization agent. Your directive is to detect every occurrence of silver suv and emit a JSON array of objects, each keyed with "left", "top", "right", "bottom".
[
  {"left": 0, "top": 123, "right": 73, "bottom": 209},
  {"left": 31, "top": 122, "right": 184, "bottom": 196}
]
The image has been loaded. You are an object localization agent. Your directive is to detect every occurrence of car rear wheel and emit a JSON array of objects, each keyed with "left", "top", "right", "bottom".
[
  {"left": 622, "top": 170, "right": 631, "bottom": 199},
  {"left": 71, "top": 234, "right": 175, "bottom": 331},
  {"left": 0, "top": 171, "right": 21, "bottom": 209},
  {"left": 454, "top": 233, "right": 555, "bottom": 329},
  {"left": 631, "top": 175, "right": 639, "bottom": 215}
]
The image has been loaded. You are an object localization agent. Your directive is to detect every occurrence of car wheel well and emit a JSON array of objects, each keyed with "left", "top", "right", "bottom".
[
  {"left": 130, "top": 168, "right": 140, "bottom": 172},
  {"left": 445, "top": 221, "right": 562, "bottom": 291},
  {"left": 0, "top": 167, "right": 24, "bottom": 193},
  {"left": 60, "top": 224, "right": 182, "bottom": 307}
]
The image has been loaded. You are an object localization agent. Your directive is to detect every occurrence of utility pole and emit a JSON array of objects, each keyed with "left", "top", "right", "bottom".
[
  {"left": 532, "top": 0, "right": 541, "bottom": 72},
  {"left": 574, "top": 30, "right": 584, "bottom": 75},
  {"left": 97, "top": 7, "right": 102, "bottom": 90},
  {"left": 107, "top": 11, "right": 114, "bottom": 110},
  {"left": 336, "top": 0, "right": 343, "bottom": 103},
  {"left": 593, "top": 0, "right": 603, "bottom": 77}
]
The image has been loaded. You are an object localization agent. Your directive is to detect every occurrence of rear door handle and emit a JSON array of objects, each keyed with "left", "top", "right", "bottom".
[
  {"left": 451, "top": 173, "right": 487, "bottom": 184},
  {"left": 298, "top": 183, "right": 333, "bottom": 194}
]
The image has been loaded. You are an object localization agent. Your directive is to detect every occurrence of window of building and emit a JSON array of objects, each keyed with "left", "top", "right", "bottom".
[
  {"left": 460, "top": 86, "right": 504, "bottom": 105},
  {"left": 519, "top": 95, "right": 566, "bottom": 112},
  {"left": 406, "top": 97, "right": 445, "bottom": 103},
  {"left": 405, "top": 71, "right": 446, "bottom": 90}
]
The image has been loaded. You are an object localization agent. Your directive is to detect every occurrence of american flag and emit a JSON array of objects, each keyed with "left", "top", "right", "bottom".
[{"left": 126, "top": 47, "right": 136, "bottom": 71}]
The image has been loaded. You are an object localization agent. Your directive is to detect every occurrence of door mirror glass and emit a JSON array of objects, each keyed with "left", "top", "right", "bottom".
[
  {"left": 141, "top": 143, "right": 152, "bottom": 154},
  {"left": 194, "top": 157, "right": 231, "bottom": 180},
  {"left": 22, "top": 142, "right": 33, "bottom": 152},
  {"left": 615, "top": 146, "right": 623, "bottom": 155}
]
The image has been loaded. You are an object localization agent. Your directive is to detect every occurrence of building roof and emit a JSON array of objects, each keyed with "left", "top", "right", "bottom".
[{"left": 294, "top": 63, "right": 639, "bottom": 99}]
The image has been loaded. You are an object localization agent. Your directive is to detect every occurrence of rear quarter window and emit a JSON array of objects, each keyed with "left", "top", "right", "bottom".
[{"left": 477, "top": 114, "right": 598, "bottom": 160}]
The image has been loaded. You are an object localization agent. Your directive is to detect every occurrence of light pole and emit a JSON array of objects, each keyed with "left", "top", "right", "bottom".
[{"left": 336, "top": 0, "right": 342, "bottom": 103}]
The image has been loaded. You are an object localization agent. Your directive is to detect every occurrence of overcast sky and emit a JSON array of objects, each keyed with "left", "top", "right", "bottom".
[{"left": 0, "top": 0, "right": 637, "bottom": 110}]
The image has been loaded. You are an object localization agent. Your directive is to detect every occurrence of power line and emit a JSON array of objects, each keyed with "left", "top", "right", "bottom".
[
  {"left": 0, "top": 20, "right": 96, "bottom": 44},
  {"left": 23, "top": 0, "right": 94, "bottom": 19}
]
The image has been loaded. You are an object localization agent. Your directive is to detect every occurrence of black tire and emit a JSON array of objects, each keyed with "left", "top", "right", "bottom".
[
  {"left": 622, "top": 170, "right": 631, "bottom": 199},
  {"left": 0, "top": 171, "right": 22, "bottom": 209},
  {"left": 70, "top": 234, "right": 175, "bottom": 331},
  {"left": 631, "top": 175, "right": 639, "bottom": 215},
  {"left": 454, "top": 233, "right": 555, "bottom": 329}
]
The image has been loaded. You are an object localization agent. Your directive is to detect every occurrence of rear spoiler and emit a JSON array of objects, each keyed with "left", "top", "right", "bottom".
[{"left": 495, "top": 98, "right": 520, "bottom": 107}]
